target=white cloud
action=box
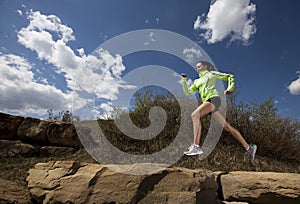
[2,10,134,118]
[24,10,75,42]
[17,10,132,96]
[77,48,85,57]
[144,31,157,46]
[173,72,193,88]
[194,15,202,30]
[99,102,114,119]
[16,10,23,16]
[0,53,84,115]
[194,0,257,45]
[183,48,202,64]
[17,10,79,87]
[145,18,160,25]
[287,72,300,95]
[78,48,135,100]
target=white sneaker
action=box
[245,144,257,162]
[184,144,204,156]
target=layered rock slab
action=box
[0,112,24,140]
[26,161,217,204]
[218,171,300,204]
[0,178,30,204]
[26,162,300,204]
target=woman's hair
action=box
[197,61,216,71]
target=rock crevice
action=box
[132,170,169,203]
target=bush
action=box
[225,96,300,163]
[99,87,300,164]
[99,87,183,154]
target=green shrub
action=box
[225,96,300,163]
[99,87,300,164]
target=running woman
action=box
[181,61,257,162]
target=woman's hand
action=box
[224,90,233,95]
[181,73,187,78]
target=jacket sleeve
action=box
[211,71,235,92]
[182,77,198,96]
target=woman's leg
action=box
[191,102,216,145]
[211,111,249,150]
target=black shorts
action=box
[207,96,221,115]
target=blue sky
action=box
[0,0,299,121]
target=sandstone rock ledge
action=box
[0,178,30,204]
[27,161,217,204]
[26,161,300,204]
[216,171,300,204]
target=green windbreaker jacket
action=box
[181,70,235,102]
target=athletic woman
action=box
[181,61,257,162]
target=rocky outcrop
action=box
[47,122,80,147]
[26,161,300,204]
[0,139,78,158]
[0,112,24,140]
[216,171,300,204]
[0,139,38,158]
[18,117,49,145]
[0,112,80,148]
[26,161,217,204]
[0,178,30,204]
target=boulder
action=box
[0,139,37,158]
[26,161,217,204]
[18,117,49,145]
[219,171,300,204]
[0,112,24,140]
[0,178,30,204]
[27,161,81,203]
[47,122,81,147]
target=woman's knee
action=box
[191,111,200,120]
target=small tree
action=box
[47,109,54,119]
[46,109,76,122]
[62,110,72,122]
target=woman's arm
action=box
[211,71,235,93]
[181,74,198,96]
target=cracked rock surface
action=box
[26,161,300,204]
[26,161,217,204]
[217,171,300,204]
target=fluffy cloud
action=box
[99,102,114,119]
[144,31,157,46]
[287,72,300,95]
[0,53,83,115]
[17,10,131,95]
[2,10,133,118]
[183,48,202,64]
[194,0,257,45]
[21,10,75,43]
[77,48,135,100]
[16,10,23,16]
[17,10,80,89]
